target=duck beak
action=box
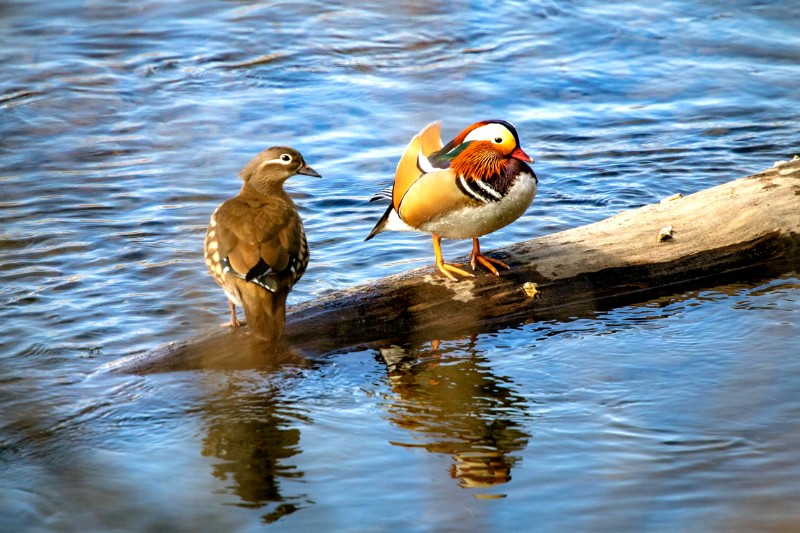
[511,147,534,164]
[298,164,321,177]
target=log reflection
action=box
[199,376,311,523]
[379,339,530,491]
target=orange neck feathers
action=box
[450,142,506,181]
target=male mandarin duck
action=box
[204,146,320,341]
[365,120,537,280]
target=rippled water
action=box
[2,0,799,530]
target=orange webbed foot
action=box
[436,261,475,281]
[432,234,474,281]
[470,253,509,276]
[469,238,509,276]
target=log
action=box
[101,158,800,373]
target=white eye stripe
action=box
[257,156,293,171]
[464,123,512,143]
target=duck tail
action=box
[239,283,288,342]
[365,203,393,241]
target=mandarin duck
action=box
[204,146,319,341]
[365,120,537,280]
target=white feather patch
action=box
[417,150,437,173]
[458,176,490,203]
[473,179,502,200]
[383,208,416,233]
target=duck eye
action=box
[494,137,503,144]
[281,154,292,162]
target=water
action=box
[1,0,799,530]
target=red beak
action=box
[511,146,534,163]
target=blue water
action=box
[1,0,799,530]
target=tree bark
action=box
[102,158,800,373]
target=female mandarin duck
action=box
[365,120,537,280]
[204,146,320,341]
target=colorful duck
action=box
[366,120,537,280]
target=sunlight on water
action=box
[1,0,799,530]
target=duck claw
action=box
[471,254,509,275]
[219,319,247,328]
[436,261,475,281]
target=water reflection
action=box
[199,375,310,523]
[379,339,530,493]
[2,0,799,527]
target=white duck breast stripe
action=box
[457,176,490,203]
[473,179,503,200]
[456,175,503,203]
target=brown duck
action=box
[204,146,320,341]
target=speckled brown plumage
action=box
[204,146,319,341]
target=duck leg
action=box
[469,238,509,276]
[220,300,246,328]
[432,234,474,281]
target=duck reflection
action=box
[199,375,310,523]
[379,338,530,491]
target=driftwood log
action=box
[102,158,800,373]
